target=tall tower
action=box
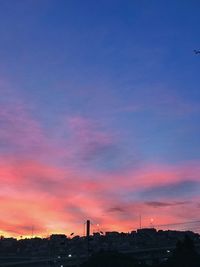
[86,220,90,237]
[86,220,91,258]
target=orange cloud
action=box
[1,154,200,237]
[0,84,200,237]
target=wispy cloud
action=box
[0,81,200,237]
[145,201,190,208]
[1,152,200,236]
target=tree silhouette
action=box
[163,236,200,267]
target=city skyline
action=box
[0,0,200,237]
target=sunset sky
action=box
[0,0,200,237]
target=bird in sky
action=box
[194,49,200,54]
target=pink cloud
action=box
[65,116,119,164]
[0,81,200,237]
[68,116,115,145]
[1,153,200,237]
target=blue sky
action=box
[0,0,200,236]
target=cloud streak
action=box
[0,80,200,237]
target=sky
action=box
[0,0,200,237]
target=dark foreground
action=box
[0,236,200,267]
[82,237,200,267]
